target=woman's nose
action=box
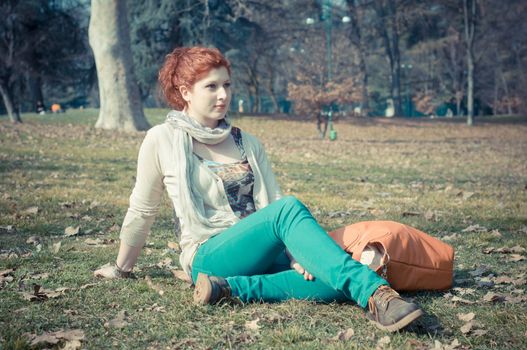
[217,88,226,100]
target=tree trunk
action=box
[374,0,402,116]
[463,0,476,126]
[496,56,512,115]
[28,75,44,112]
[0,81,22,123]
[466,50,474,124]
[346,0,369,116]
[388,0,402,116]
[268,86,280,113]
[88,0,150,132]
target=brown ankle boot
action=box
[366,285,424,332]
[193,273,232,305]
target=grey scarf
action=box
[165,110,237,232]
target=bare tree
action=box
[463,0,477,125]
[88,0,150,131]
[373,0,403,116]
[345,0,369,116]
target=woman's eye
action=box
[206,84,216,89]
[224,83,231,88]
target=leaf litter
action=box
[24,329,85,348]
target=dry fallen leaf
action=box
[79,283,98,290]
[334,327,354,341]
[0,269,15,285]
[488,229,502,237]
[460,321,473,334]
[451,296,475,304]
[472,329,488,336]
[27,329,85,347]
[84,238,115,246]
[167,241,180,251]
[424,210,436,221]
[143,303,166,313]
[461,191,475,200]
[105,310,129,329]
[504,294,527,304]
[21,284,69,301]
[482,292,505,303]
[485,245,526,254]
[30,272,49,280]
[171,269,192,284]
[108,223,120,232]
[22,206,39,215]
[509,254,525,262]
[64,226,80,237]
[245,318,261,331]
[446,339,461,350]
[26,236,40,245]
[442,233,459,241]
[377,335,391,347]
[145,276,164,296]
[0,268,14,277]
[156,257,173,269]
[52,241,62,253]
[62,339,82,350]
[510,245,526,253]
[452,287,476,295]
[457,312,475,322]
[462,224,487,233]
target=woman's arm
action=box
[252,135,282,202]
[95,129,164,278]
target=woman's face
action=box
[181,66,231,128]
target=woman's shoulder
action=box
[139,123,174,152]
[146,122,173,137]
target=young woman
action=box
[95,46,424,332]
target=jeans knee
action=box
[280,195,301,207]
[278,195,308,214]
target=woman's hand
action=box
[94,263,134,279]
[286,250,314,281]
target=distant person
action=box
[36,101,46,115]
[51,103,62,113]
[94,46,424,332]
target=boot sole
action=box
[370,308,424,332]
[193,273,212,305]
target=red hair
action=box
[158,47,231,110]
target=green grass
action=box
[1,111,526,349]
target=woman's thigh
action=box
[191,202,286,282]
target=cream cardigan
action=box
[119,122,282,276]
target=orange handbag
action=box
[328,221,454,291]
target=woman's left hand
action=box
[286,250,314,281]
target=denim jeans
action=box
[191,196,388,308]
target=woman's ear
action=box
[179,85,191,102]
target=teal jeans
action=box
[191,196,388,308]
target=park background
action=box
[2,0,527,128]
[1,1,527,349]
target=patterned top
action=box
[194,127,256,218]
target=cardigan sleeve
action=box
[119,129,164,247]
[252,135,283,202]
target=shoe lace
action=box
[368,285,400,317]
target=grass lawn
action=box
[1,110,526,349]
